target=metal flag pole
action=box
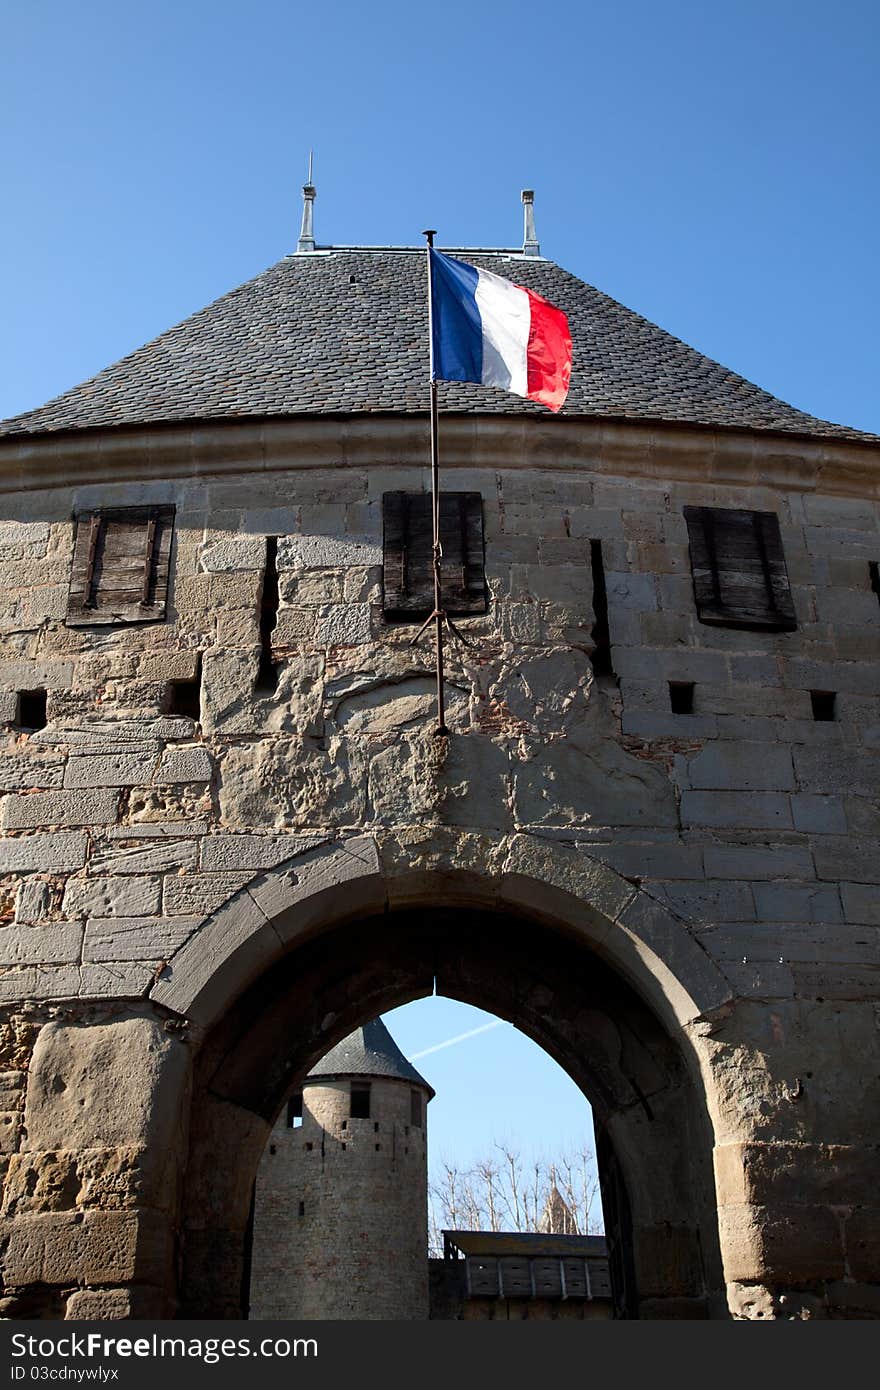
[420,228,448,737]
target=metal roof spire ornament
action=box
[297,152,316,253]
[521,189,540,257]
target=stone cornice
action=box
[0,413,877,499]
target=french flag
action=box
[429,250,572,413]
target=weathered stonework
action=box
[250,1069,430,1320]
[0,355,878,1318]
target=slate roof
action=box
[1,247,875,442]
[306,1016,434,1096]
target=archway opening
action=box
[178,902,724,1319]
[248,998,610,1319]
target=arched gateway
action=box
[1,194,879,1319]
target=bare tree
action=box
[428,1142,603,1255]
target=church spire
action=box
[297,152,316,253]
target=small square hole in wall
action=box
[668,681,695,715]
[298,1201,305,1218]
[164,665,201,720]
[811,690,837,722]
[15,690,47,731]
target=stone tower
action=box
[2,192,880,1319]
[249,1017,434,1320]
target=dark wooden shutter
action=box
[684,506,796,630]
[67,505,175,626]
[382,491,486,619]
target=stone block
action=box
[588,842,705,880]
[803,524,880,556]
[272,607,317,644]
[802,495,877,526]
[0,1109,22,1154]
[64,752,157,789]
[163,873,251,917]
[818,589,880,627]
[718,1201,845,1283]
[0,833,88,873]
[786,656,880,696]
[62,876,162,919]
[200,649,260,733]
[0,923,82,965]
[24,1016,190,1154]
[0,755,66,791]
[277,534,381,570]
[613,647,730,683]
[0,965,81,1003]
[813,837,876,883]
[841,881,880,925]
[684,742,795,791]
[789,795,847,834]
[315,603,372,646]
[794,747,880,797]
[219,736,365,830]
[0,691,17,724]
[78,962,160,996]
[199,536,267,572]
[83,916,201,962]
[523,565,591,604]
[154,745,213,784]
[714,1140,880,1210]
[0,521,50,557]
[200,833,328,872]
[514,738,678,829]
[842,1207,880,1282]
[90,838,199,875]
[107,820,209,838]
[0,659,73,690]
[622,711,719,739]
[1,789,119,830]
[65,1286,168,1319]
[15,879,54,924]
[604,571,657,611]
[1,1208,173,1289]
[751,882,842,924]
[0,1071,25,1107]
[702,846,815,880]
[649,880,756,923]
[680,791,792,830]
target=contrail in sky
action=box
[410,1019,504,1060]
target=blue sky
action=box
[2,2,877,1193]
[2,0,878,432]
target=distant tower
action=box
[249,1017,434,1320]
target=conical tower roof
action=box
[1,248,875,443]
[306,1016,434,1098]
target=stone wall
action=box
[0,415,878,1317]
[250,1077,428,1319]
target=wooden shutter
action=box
[382,491,486,619]
[67,505,175,626]
[683,506,796,630]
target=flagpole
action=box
[422,229,448,738]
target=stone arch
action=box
[151,830,733,1036]
[149,831,735,1318]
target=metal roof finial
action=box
[297,153,316,254]
[521,189,540,257]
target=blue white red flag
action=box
[429,250,572,413]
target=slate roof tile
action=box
[306,1017,433,1096]
[1,249,875,442]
